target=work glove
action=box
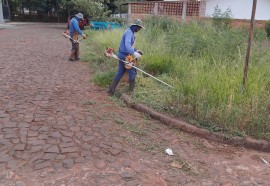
[82,34,87,39]
[137,50,143,55]
[133,51,142,59]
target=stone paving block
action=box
[13,144,26,151]
[27,140,46,146]
[82,135,95,142]
[52,125,66,130]
[120,171,137,181]
[38,134,48,140]
[61,137,72,143]
[3,122,17,128]
[0,139,11,145]
[69,126,80,132]
[50,131,62,138]
[99,143,112,149]
[20,137,27,144]
[45,145,59,153]
[19,130,28,136]
[125,180,141,186]
[94,160,107,170]
[28,131,39,137]
[107,149,121,156]
[56,154,66,160]
[7,159,18,169]
[74,157,85,163]
[66,153,80,158]
[53,162,64,171]
[63,159,74,169]
[47,138,58,144]
[91,147,100,153]
[59,143,76,148]
[0,111,10,119]
[29,152,44,163]
[33,160,52,171]
[24,115,34,122]
[42,153,58,160]
[112,142,123,149]
[4,133,18,139]
[27,137,38,141]
[122,159,132,168]
[60,147,79,153]
[0,156,11,163]
[19,152,33,160]
[60,131,74,137]
[30,146,43,153]
[17,123,30,128]
[11,139,20,143]
[39,126,50,132]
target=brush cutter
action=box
[62,32,91,50]
[61,33,174,88]
[104,48,174,88]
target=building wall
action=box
[205,0,270,20]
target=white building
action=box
[204,0,270,20]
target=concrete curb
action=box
[0,23,15,29]
[121,93,270,152]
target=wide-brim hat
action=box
[130,19,145,29]
[75,13,84,20]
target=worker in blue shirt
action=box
[108,19,144,95]
[69,13,87,61]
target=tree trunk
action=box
[67,6,70,18]
[57,2,59,23]
[21,0,24,15]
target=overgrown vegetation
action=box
[265,20,270,38]
[8,0,120,22]
[83,16,270,141]
[212,5,233,28]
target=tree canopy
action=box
[8,0,122,19]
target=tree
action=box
[74,0,107,18]
[104,0,117,14]
[61,0,75,17]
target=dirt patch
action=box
[121,94,270,152]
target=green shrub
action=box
[264,20,270,38]
[212,5,233,28]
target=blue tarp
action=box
[90,21,122,30]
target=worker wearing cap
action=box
[108,19,145,95]
[69,13,87,61]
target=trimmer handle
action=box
[138,51,143,55]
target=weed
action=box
[84,16,270,141]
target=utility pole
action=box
[0,0,4,23]
[243,0,257,88]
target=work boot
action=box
[75,46,80,60]
[107,79,120,96]
[129,80,135,94]
[69,50,76,61]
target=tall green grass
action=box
[83,16,270,141]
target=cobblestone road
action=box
[0,24,270,186]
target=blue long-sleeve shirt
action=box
[69,17,84,38]
[118,27,137,60]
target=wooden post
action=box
[243,0,257,88]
